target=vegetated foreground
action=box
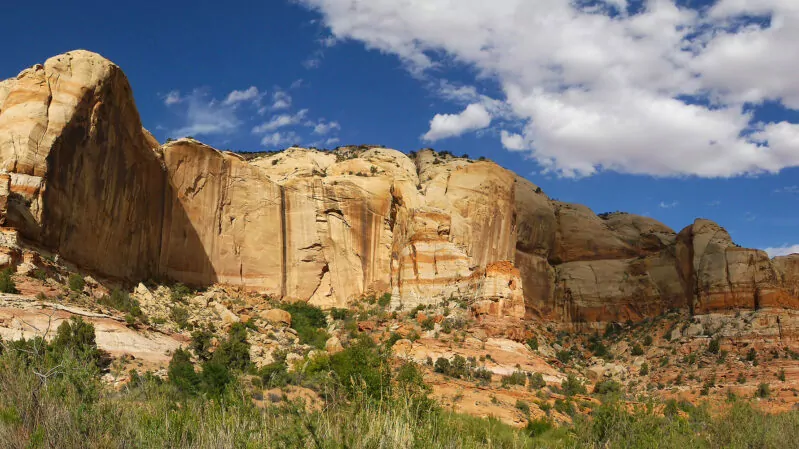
[1,263,799,448]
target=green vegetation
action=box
[0,267,17,294]
[67,273,85,292]
[170,283,192,303]
[99,289,146,324]
[280,302,330,349]
[2,318,799,448]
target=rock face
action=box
[0,51,165,280]
[1,50,798,323]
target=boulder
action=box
[260,309,291,327]
[325,336,343,354]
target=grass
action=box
[4,317,799,448]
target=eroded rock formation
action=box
[1,50,798,323]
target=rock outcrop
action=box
[1,50,798,323]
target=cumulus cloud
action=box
[659,201,679,209]
[764,244,799,258]
[298,0,799,177]
[312,120,341,135]
[171,89,240,137]
[223,86,262,105]
[272,90,292,110]
[163,90,182,106]
[422,103,491,141]
[261,131,301,148]
[252,109,309,133]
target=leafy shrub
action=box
[501,371,527,388]
[631,343,644,356]
[68,274,85,292]
[708,337,721,354]
[168,348,200,394]
[0,268,18,294]
[99,289,145,323]
[213,323,251,371]
[561,374,587,397]
[281,302,329,349]
[756,383,770,398]
[529,372,546,389]
[526,418,554,437]
[594,380,622,395]
[170,283,192,303]
[189,329,214,362]
[201,360,233,396]
[330,307,351,321]
[556,349,573,364]
[51,316,100,363]
[746,348,757,362]
[259,361,289,388]
[328,336,391,399]
[642,335,653,346]
[527,337,539,351]
[377,293,391,307]
[515,399,531,414]
[639,363,649,376]
[170,306,190,329]
[421,318,435,331]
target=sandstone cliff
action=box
[1,50,797,323]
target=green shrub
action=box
[642,335,653,346]
[329,336,390,399]
[756,382,770,398]
[281,302,329,349]
[330,307,351,321]
[561,374,587,397]
[213,323,251,371]
[68,274,85,292]
[639,363,649,376]
[377,293,391,308]
[201,360,233,396]
[529,372,546,389]
[0,268,18,294]
[259,361,289,388]
[515,399,531,415]
[189,329,214,362]
[746,348,757,362]
[708,337,721,354]
[631,343,644,356]
[170,283,192,303]
[594,380,622,395]
[527,336,538,351]
[526,418,554,437]
[501,371,527,388]
[421,318,435,331]
[170,306,190,329]
[99,289,145,323]
[168,348,200,394]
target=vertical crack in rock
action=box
[280,184,287,299]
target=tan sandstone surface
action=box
[1,50,798,324]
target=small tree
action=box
[68,274,85,292]
[168,348,200,394]
[0,268,17,294]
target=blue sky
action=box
[3,0,799,255]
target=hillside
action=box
[1,50,799,447]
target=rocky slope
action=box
[1,50,798,324]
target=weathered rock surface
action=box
[0,51,165,280]
[1,50,798,323]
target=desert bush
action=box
[68,274,85,292]
[0,268,18,294]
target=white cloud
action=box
[164,90,182,106]
[298,0,799,177]
[223,86,262,105]
[312,120,341,135]
[261,131,300,148]
[764,244,799,258]
[272,90,292,110]
[252,109,309,133]
[775,185,799,194]
[325,137,340,146]
[422,103,491,141]
[500,130,526,151]
[171,89,240,137]
[659,201,679,209]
